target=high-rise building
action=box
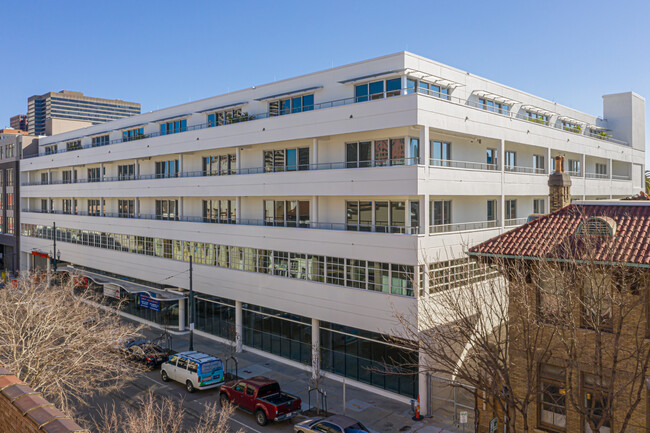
[27,90,140,136]
[18,52,645,403]
[9,115,28,132]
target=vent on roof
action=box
[577,216,617,236]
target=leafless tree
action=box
[0,271,144,413]
[97,390,243,433]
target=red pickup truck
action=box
[219,376,302,426]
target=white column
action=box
[178,298,186,332]
[135,160,140,179]
[236,148,241,171]
[311,318,320,380]
[235,301,243,353]
[499,139,505,230]
[546,147,552,174]
[422,194,429,235]
[100,198,105,216]
[236,197,241,224]
[419,126,429,165]
[47,169,51,184]
[609,158,613,199]
[312,196,318,228]
[312,139,318,166]
[178,154,183,176]
[418,350,429,416]
[179,197,184,219]
[99,163,104,181]
[135,198,140,218]
[401,75,408,95]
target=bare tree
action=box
[97,390,243,433]
[0,271,143,413]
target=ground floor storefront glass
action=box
[195,295,235,339]
[242,305,312,365]
[320,322,418,398]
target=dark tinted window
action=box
[257,383,280,397]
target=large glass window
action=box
[505,199,517,220]
[203,154,236,176]
[122,128,145,141]
[118,164,135,180]
[390,201,406,233]
[431,141,451,166]
[346,201,372,231]
[389,138,405,165]
[269,94,315,117]
[207,108,246,126]
[5,168,13,187]
[533,154,545,172]
[118,199,135,218]
[505,151,516,170]
[355,78,401,102]
[487,199,497,222]
[527,111,549,125]
[155,160,179,178]
[264,200,309,227]
[66,140,81,151]
[160,119,187,135]
[87,167,101,183]
[345,141,372,168]
[431,200,451,230]
[91,135,109,147]
[155,199,179,221]
[88,199,102,217]
[583,373,611,433]
[539,364,566,430]
[478,98,509,115]
[263,148,309,172]
[202,199,235,223]
[486,148,498,168]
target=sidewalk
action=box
[139,326,462,433]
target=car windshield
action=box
[257,383,280,397]
[200,360,222,374]
[344,424,369,433]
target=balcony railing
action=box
[429,220,499,234]
[429,159,498,171]
[504,217,528,227]
[27,85,631,160]
[612,174,631,180]
[21,209,421,235]
[504,165,546,174]
[585,173,609,179]
[22,157,420,186]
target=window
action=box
[118,164,135,180]
[346,201,372,231]
[391,264,414,296]
[486,148,498,168]
[533,155,545,172]
[88,167,101,182]
[562,121,581,133]
[487,200,497,222]
[533,199,545,214]
[203,154,236,175]
[355,77,401,102]
[45,146,56,155]
[390,201,406,233]
[91,135,109,147]
[62,199,73,215]
[505,199,517,220]
[568,159,581,175]
[263,200,309,227]
[66,140,81,151]
[538,275,565,319]
[122,127,145,141]
[389,138,405,165]
[431,200,452,230]
[582,275,613,330]
[368,261,390,292]
[539,364,566,430]
[155,199,179,221]
[41,199,47,213]
[6,217,14,235]
[326,257,345,286]
[202,200,236,223]
[155,160,179,178]
[269,94,315,116]
[160,119,187,135]
[478,98,510,115]
[583,373,611,433]
[88,199,102,216]
[595,163,608,176]
[263,148,309,172]
[208,108,247,126]
[5,143,14,158]
[413,80,450,99]
[5,168,13,187]
[345,141,372,168]
[41,173,48,185]
[431,141,451,166]
[6,193,14,211]
[118,199,135,218]
[62,170,77,184]
[504,151,516,170]
[526,111,549,125]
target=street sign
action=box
[489,418,498,433]
[103,283,120,299]
[139,293,161,311]
[459,411,468,424]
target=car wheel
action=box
[219,393,229,408]
[161,370,169,382]
[255,409,268,426]
[186,380,195,393]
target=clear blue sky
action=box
[2,0,648,166]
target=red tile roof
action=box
[468,202,650,266]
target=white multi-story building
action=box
[18,52,645,404]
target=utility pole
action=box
[189,254,194,351]
[52,221,57,272]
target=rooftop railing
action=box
[27,86,631,159]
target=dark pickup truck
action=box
[219,376,301,426]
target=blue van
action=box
[160,351,224,392]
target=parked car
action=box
[123,342,174,368]
[160,351,224,392]
[294,415,375,433]
[219,376,301,426]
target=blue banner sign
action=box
[139,293,161,311]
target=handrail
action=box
[585,173,609,179]
[504,217,527,227]
[612,174,631,180]
[504,165,546,174]
[429,220,499,234]
[21,209,421,235]
[26,86,630,160]
[429,159,498,171]
[21,157,421,186]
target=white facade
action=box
[18,52,645,401]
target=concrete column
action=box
[100,198,105,216]
[499,139,505,230]
[582,153,587,200]
[546,147,552,174]
[135,160,140,179]
[311,318,320,380]
[422,194,430,235]
[99,163,104,181]
[609,158,613,199]
[418,350,429,416]
[236,148,241,171]
[312,139,318,166]
[178,154,183,175]
[312,196,318,228]
[47,170,51,184]
[236,197,241,224]
[178,298,186,331]
[419,126,429,165]
[179,197,184,219]
[235,301,243,353]
[135,198,140,218]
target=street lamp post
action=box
[189,254,195,351]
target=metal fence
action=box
[427,374,477,432]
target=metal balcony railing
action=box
[429,159,498,171]
[612,174,631,180]
[429,220,499,234]
[585,173,609,179]
[504,165,546,174]
[504,217,528,227]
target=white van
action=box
[160,351,224,392]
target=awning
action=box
[557,115,586,125]
[521,105,556,117]
[59,266,186,300]
[473,90,519,106]
[405,69,465,89]
[118,122,150,131]
[338,69,405,84]
[154,113,192,123]
[255,86,323,101]
[196,102,247,113]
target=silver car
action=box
[294,415,375,433]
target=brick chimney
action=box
[548,155,572,212]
